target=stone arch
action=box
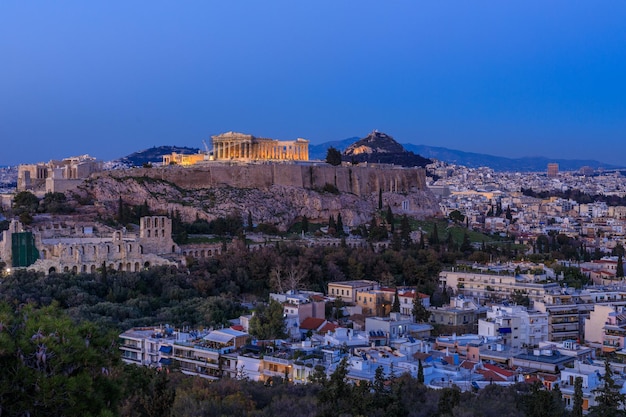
[81,265,87,273]
[134,262,140,272]
[118,263,123,271]
[64,266,69,273]
[200,250,205,258]
[126,262,131,271]
[172,245,176,253]
[90,265,96,273]
[147,230,151,238]
[208,249,212,256]
[49,267,56,274]
[139,245,143,254]
[144,262,150,268]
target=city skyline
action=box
[2,1,626,166]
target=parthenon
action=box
[211,132,309,161]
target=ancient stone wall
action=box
[97,163,428,197]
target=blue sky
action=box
[1,1,626,166]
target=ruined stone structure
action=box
[162,152,207,166]
[211,132,309,161]
[17,154,103,194]
[0,216,180,275]
[102,163,428,197]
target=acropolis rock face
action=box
[78,163,439,228]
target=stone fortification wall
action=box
[83,163,438,229]
[97,163,427,196]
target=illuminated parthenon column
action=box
[211,132,309,162]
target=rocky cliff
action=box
[78,163,439,228]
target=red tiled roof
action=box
[538,373,559,382]
[318,322,339,334]
[475,369,507,382]
[413,352,431,361]
[460,360,478,370]
[230,325,244,331]
[300,317,326,330]
[524,375,541,384]
[483,363,516,378]
[442,356,455,365]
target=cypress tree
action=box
[417,359,424,384]
[391,287,401,313]
[400,215,412,249]
[336,213,344,236]
[588,358,626,417]
[460,232,472,253]
[572,377,584,417]
[429,223,440,245]
[617,255,624,279]
[329,215,336,235]
[386,205,394,232]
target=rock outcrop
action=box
[76,163,439,229]
[343,131,431,168]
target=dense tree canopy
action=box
[0,302,122,416]
[249,299,287,340]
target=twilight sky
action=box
[1,1,626,166]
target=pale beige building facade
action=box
[18,154,103,194]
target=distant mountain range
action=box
[115,138,619,173]
[310,138,620,172]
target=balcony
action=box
[262,368,290,379]
[119,343,142,352]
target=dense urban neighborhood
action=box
[3,142,626,416]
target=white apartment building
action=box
[119,326,248,380]
[478,304,548,349]
[440,270,560,303]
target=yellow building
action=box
[162,152,206,166]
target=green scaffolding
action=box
[11,232,39,267]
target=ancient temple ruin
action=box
[211,132,309,161]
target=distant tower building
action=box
[547,163,559,178]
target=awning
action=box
[159,346,172,354]
[159,358,172,365]
[498,327,512,334]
